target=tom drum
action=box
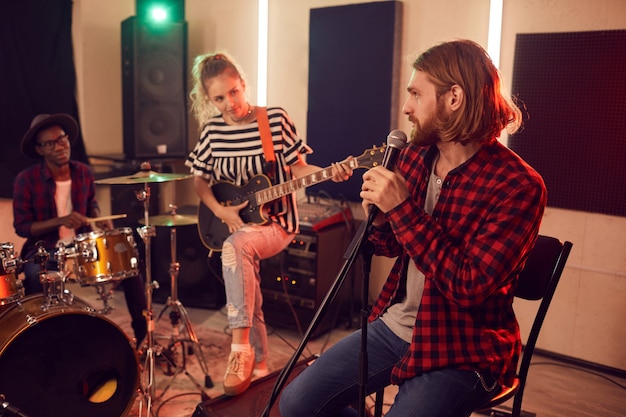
[71,227,139,285]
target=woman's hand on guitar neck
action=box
[331,156,354,182]
[217,200,249,233]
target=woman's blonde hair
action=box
[189,52,248,127]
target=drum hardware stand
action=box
[35,242,74,311]
[91,281,122,315]
[60,244,121,315]
[134,172,159,417]
[93,162,201,415]
[133,163,211,417]
[155,204,213,395]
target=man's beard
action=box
[410,113,439,147]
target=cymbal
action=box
[95,170,192,185]
[139,214,198,227]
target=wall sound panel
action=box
[306,1,402,202]
[121,16,188,159]
[509,30,626,217]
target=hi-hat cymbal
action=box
[95,170,192,185]
[139,214,198,227]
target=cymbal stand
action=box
[155,204,213,399]
[134,164,210,416]
[135,176,159,417]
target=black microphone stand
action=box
[356,226,375,417]
[261,218,376,417]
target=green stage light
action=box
[148,5,169,22]
[136,0,184,23]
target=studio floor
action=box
[2,277,625,417]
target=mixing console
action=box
[297,201,352,231]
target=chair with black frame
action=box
[372,234,573,417]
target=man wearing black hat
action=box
[12,113,147,347]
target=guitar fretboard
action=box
[255,158,364,205]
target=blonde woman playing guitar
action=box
[185,52,354,397]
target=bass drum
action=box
[0,295,138,417]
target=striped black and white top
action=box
[185,106,312,234]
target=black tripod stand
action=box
[152,204,214,398]
[261,220,375,417]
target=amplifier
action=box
[260,221,358,337]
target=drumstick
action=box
[86,214,128,223]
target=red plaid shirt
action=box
[369,138,547,387]
[13,160,99,259]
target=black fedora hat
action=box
[20,113,79,159]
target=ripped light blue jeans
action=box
[221,222,294,363]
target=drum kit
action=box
[0,162,212,417]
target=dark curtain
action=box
[0,0,88,199]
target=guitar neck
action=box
[255,158,361,205]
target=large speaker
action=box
[260,223,357,338]
[121,16,188,159]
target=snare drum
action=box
[0,294,138,417]
[72,227,139,285]
[0,242,22,305]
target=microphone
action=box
[366,129,408,226]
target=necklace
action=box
[231,103,253,123]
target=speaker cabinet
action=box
[260,223,357,338]
[121,16,188,159]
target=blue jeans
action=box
[221,222,294,363]
[279,319,500,417]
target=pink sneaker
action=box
[223,349,254,396]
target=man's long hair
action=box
[414,39,522,144]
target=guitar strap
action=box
[256,106,276,183]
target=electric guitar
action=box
[197,145,386,251]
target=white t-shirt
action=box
[55,179,75,245]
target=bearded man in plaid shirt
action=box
[280,39,547,417]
